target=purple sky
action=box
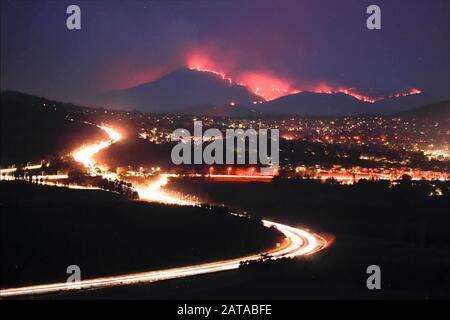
[1,0,449,105]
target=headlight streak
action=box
[72,124,122,174]
[0,221,327,297]
[134,175,197,206]
[0,123,329,298]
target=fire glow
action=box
[187,55,422,103]
[72,124,122,174]
[237,72,300,101]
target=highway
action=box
[0,124,328,298]
[0,220,326,297]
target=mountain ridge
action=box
[395,100,449,122]
[96,68,260,112]
[94,67,437,116]
[2,90,447,120]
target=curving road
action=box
[0,125,328,298]
[0,220,327,298]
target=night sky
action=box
[1,0,449,105]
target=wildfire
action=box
[187,62,298,101]
[186,54,422,103]
[388,88,422,98]
[313,86,422,103]
[237,72,299,101]
[189,65,234,86]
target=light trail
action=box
[0,122,329,298]
[208,174,274,180]
[72,124,193,206]
[0,220,327,298]
[135,175,197,206]
[0,164,43,174]
[72,124,122,175]
[34,174,69,180]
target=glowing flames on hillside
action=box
[189,65,234,86]
[187,54,422,103]
[237,72,300,101]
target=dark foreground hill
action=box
[0,181,281,288]
[0,91,104,166]
[152,178,450,299]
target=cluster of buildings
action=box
[294,165,449,184]
[71,108,449,184]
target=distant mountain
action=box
[96,68,260,112]
[368,93,438,115]
[251,91,438,116]
[254,92,365,116]
[395,100,449,122]
[95,67,439,116]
